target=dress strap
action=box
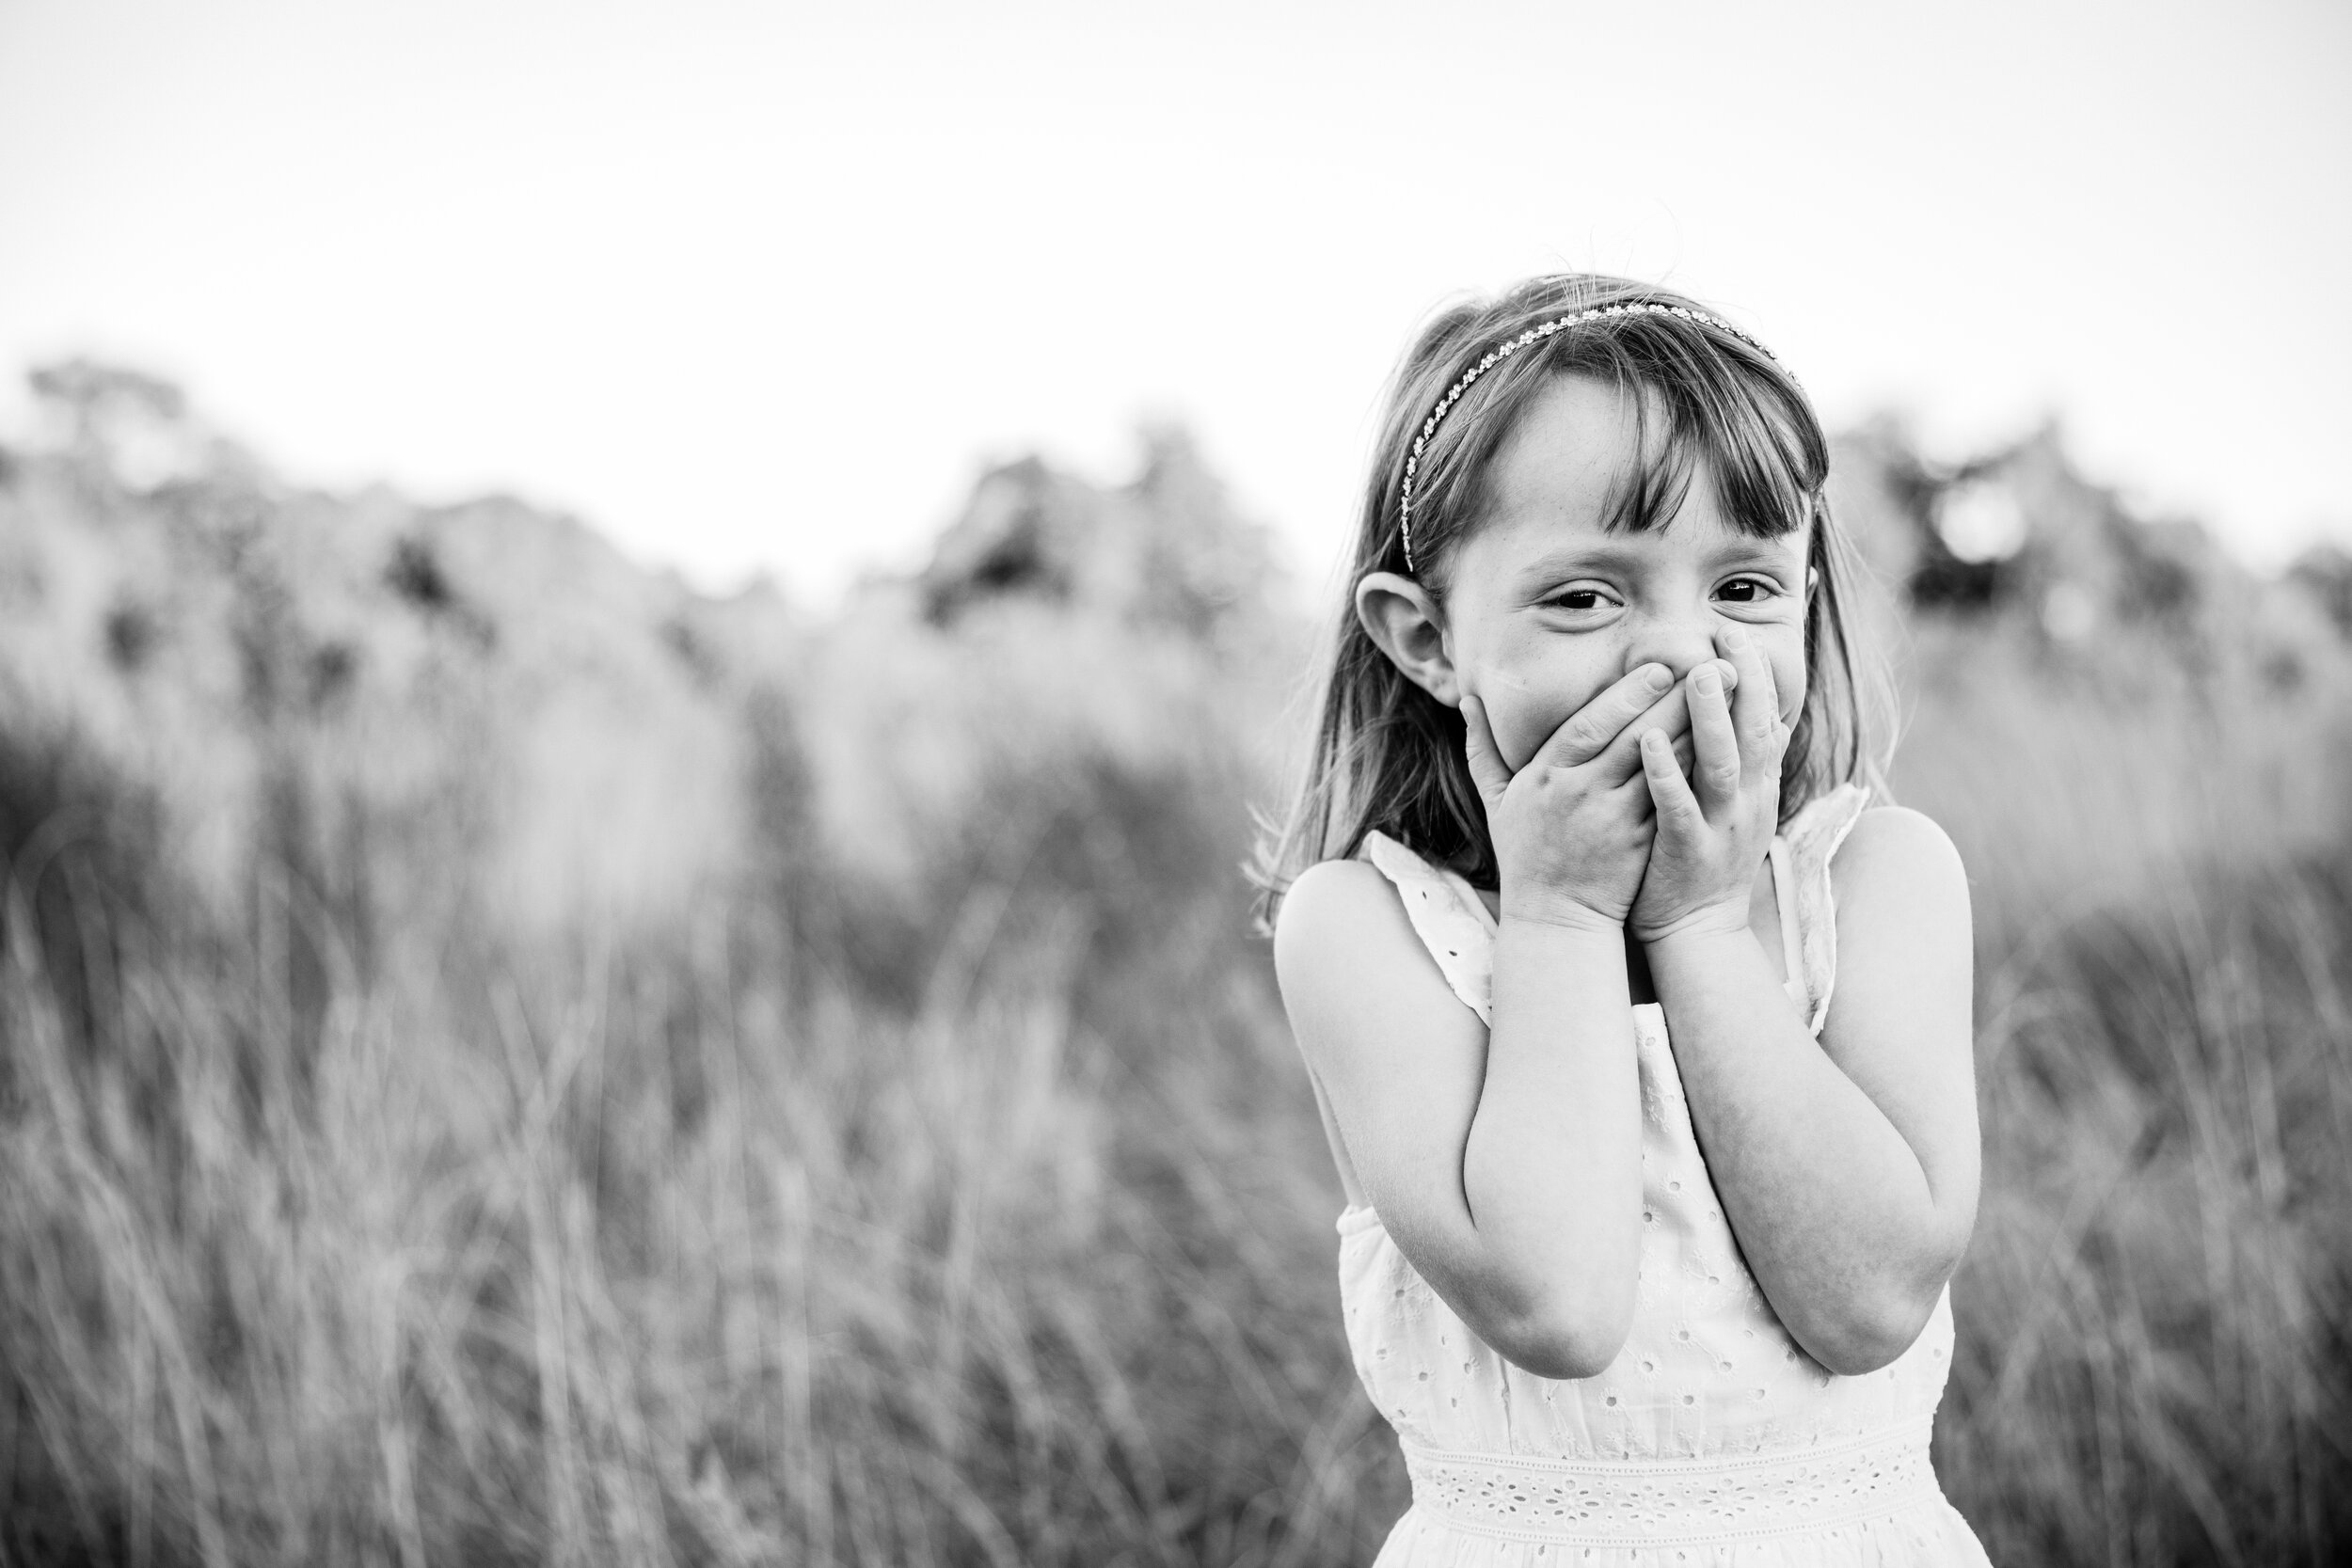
[1361,789,1867,1037]
[1766,836,1808,1005]
[1775,783,1872,1036]
[1360,831,1494,1025]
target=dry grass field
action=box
[3,383,2349,1566]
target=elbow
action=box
[1479,1288,1635,1382]
[1497,1329,1623,1383]
[1796,1285,1942,1377]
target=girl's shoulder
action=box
[1274,853,1389,921]
[1828,804,1967,908]
[1272,853,1414,972]
[1272,848,1475,1013]
[1820,804,1973,1007]
[1273,849,1497,1095]
[1777,783,1963,905]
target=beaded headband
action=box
[1396,301,1786,572]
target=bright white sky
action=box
[3,0,2347,603]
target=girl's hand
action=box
[1463,664,1703,932]
[1629,627,1789,942]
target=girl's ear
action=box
[1356,572,1463,706]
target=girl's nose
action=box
[1624,624,1723,685]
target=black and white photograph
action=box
[1,3,2347,1564]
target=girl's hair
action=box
[1252,273,1894,927]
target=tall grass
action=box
[4,626,2350,1566]
[1897,626,2352,1564]
[1941,850,2352,1562]
[0,724,1393,1567]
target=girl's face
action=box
[1435,374,1811,771]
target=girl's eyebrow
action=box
[1512,543,1654,584]
[1515,537,1802,586]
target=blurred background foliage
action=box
[2,360,2350,1566]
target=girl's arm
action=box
[1633,636,1980,1375]
[1274,668,1681,1379]
[1645,808,1978,1373]
[1278,865,1643,1379]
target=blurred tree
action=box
[26,358,211,491]
[2288,544,2352,641]
[917,423,1283,648]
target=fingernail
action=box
[1642,663,1673,692]
[1692,668,1721,695]
[1641,728,1665,750]
[1723,627,1749,650]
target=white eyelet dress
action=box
[1342,784,1992,1565]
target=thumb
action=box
[1460,694,1513,807]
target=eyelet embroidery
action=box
[1401,1422,1941,1544]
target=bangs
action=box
[1595,334,1822,541]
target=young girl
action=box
[1263,274,1992,1564]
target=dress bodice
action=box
[1335,785,1992,1563]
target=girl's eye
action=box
[1716,577,1780,605]
[1549,587,1615,611]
